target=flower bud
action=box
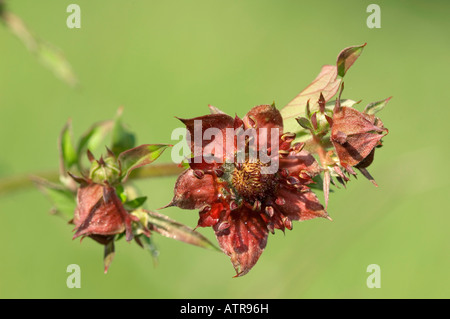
[89,153,121,185]
[72,182,133,242]
[331,106,388,168]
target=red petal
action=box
[243,105,283,151]
[214,207,268,277]
[170,169,218,210]
[197,203,225,228]
[276,186,329,221]
[178,113,234,163]
[279,150,321,179]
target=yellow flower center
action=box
[231,159,277,200]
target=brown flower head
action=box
[330,102,388,185]
[168,105,330,276]
[70,151,134,243]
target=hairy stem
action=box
[306,132,330,169]
[0,162,184,196]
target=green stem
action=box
[0,163,184,196]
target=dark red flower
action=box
[72,181,134,242]
[169,105,330,276]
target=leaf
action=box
[76,120,114,169]
[136,235,159,267]
[142,209,220,251]
[58,119,77,176]
[103,240,115,274]
[364,96,392,115]
[111,107,136,155]
[118,144,171,182]
[281,44,366,134]
[32,176,76,220]
[123,196,147,210]
[296,117,313,130]
[337,43,367,78]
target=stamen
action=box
[275,197,285,206]
[265,206,275,217]
[252,200,262,211]
[193,170,205,179]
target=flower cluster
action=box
[36,110,218,273]
[37,44,391,277]
[167,44,391,276]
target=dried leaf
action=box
[142,209,220,251]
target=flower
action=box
[330,104,388,185]
[69,151,135,243]
[168,105,330,276]
[72,182,134,241]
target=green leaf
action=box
[118,144,171,182]
[123,196,147,210]
[337,43,367,78]
[58,119,77,175]
[141,209,220,251]
[364,96,392,115]
[281,44,366,134]
[111,184,127,204]
[296,117,313,130]
[32,176,76,220]
[111,107,136,156]
[76,120,114,169]
[137,235,159,267]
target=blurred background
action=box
[0,0,449,298]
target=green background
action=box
[0,0,449,298]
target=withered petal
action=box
[197,203,225,228]
[178,113,235,162]
[276,186,329,221]
[243,105,283,151]
[243,105,283,131]
[73,184,128,239]
[214,207,268,277]
[279,150,321,179]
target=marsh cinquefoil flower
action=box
[168,105,330,276]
